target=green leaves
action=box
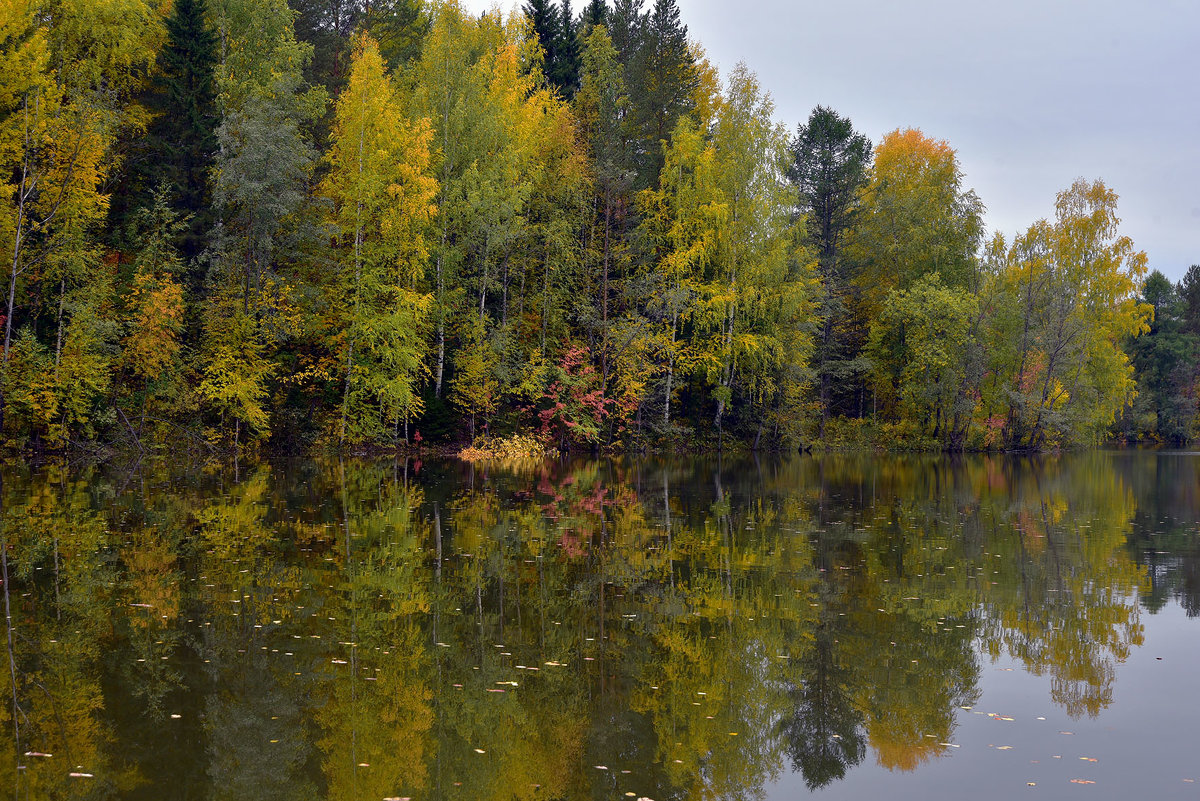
[868,273,979,441]
[325,34,437,444]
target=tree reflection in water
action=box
[0,451,1193,799]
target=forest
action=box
[1,0,1196,454]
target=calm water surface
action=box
[2,452,1198,799]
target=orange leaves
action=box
[871,128,958,187]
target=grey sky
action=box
[462,0,1198,281]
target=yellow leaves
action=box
[198,298,276,438]
[687,42,722,133]
[854,127,983,298]
[123,267,184,383]
[871,128,957,186]
[458,433,557,462]
[325,33,437,284]
[449,316,499,421]
[987,178,1152,445]
[2,334,58,435]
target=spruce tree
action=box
[550,0,581,97]
[790,107,871,274]
[634,0,694,187]
[523,0,561,78]
[580,0,607,33]
[146,0,219,263]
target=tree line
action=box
[0,0,1193,454]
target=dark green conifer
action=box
[634,0,694,186]
[550,0,581,97]
[524,0,561,77]
[607,0,644,73]
[580,0,607,33]
[147,0,219,263]
[789,106,873,428]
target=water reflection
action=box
[0,452,1195,799]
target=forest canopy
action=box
[0,0,1193,454]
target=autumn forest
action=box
[2,0,1197,455]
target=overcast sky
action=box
[460,0,1198,281]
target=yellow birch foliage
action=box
[323,33,437,441]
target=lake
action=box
[1,451,1198,799]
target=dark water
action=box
[2,451,1199,800]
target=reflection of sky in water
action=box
[775,603,1200,799]
[2,452,1198,799]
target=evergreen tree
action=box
[523,0,561,77]
[1125,271,1200,443]
[550,0,581,97]
[143,0,219,264]
[607,0,644,74]
[790,106,872,427]
[1181,264,1200,334]
[633,0,695,187]
[580,0,607,33]
[290,0,358,94]
[365,0,429,69]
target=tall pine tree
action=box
[790,106,872,427]
[144,0,219,264]
[608,0,644,75]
